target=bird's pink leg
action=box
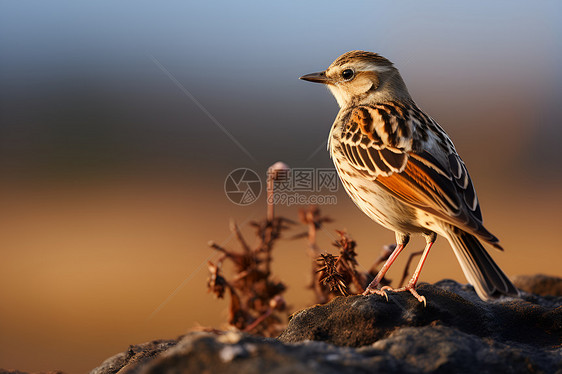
[363,243,405,299]
[382,239,434,306]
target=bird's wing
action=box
[338,104,500,247]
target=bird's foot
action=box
[381,284,426,307]
[362,287,389,302]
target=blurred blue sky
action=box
[2,1,560,79]
[1,0,561,176]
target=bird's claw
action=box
[405,285,427,307]
[373,284,427,307]
[362,287,389,302]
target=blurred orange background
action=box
[1,1,561,373]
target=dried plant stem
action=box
[230,219,251,253]
[266,161,289,223]
[263,222,273,277]
[399,249,424,287]
[306,210,319,287]
[298,206,332,303]
[369,244,395,275]
[207,165,292,336]
[243,307,273,333]
[267,176,275,223]
[335,256,365,293]
[264,162,290,276]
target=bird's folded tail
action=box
[445,227,519,300]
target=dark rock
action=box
[370,325,559,374]
[512,274,562,297]
[88,276,561,374]
[142,331,410,374]
[90,339,177,374]
[278,280,561,348]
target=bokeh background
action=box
[1,1,561,372]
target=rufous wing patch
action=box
[375,155,496,242]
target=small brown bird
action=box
[300,51,518,303]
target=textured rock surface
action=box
[278,280,561,348]
[89,340,177,374]
[5,276,561,374]
[84,277,561,374]
[94,324,561,374]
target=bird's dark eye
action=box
[341,69,354,81]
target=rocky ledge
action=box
[4,275,561,374]
[89,275,560,374]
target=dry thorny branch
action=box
[298,206,389,303]
[207,216,292,337]
[314,228,390,302]
[206,164,421,335]
[317,230,367,296]
[207,205,416,334]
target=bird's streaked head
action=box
[300,50,411,108]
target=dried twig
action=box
[206,162,426,334]
[398,249,424,287]
[295,206,333,303]
[230,219,251,253]
[317,253,348,296]
[314,230,368,300]
[267,162,289,222]
[333,230,366,293]
[206,162,293,337]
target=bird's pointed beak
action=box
[299,71,330,84]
